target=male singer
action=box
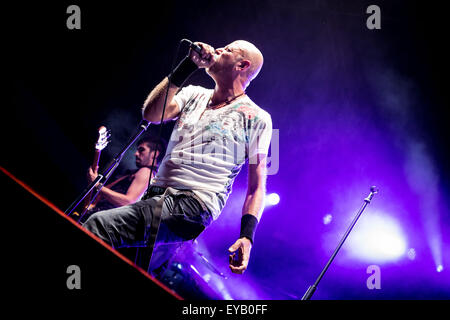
[83,40,272,274]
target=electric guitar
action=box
[74,126,111,217]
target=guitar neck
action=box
[76,126,110,220]
[92,150,101,170]
[80,149,102,217]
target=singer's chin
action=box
[205,63,217,76]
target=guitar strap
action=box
[104,173,132,189]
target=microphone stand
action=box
[65,120,150,219]
[301,186,379,300]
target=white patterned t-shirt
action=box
[152,85,272,220]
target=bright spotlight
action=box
[323,214,333,225]
[266,193,280,206]
[345,212,407,263]
[436,265,444,273]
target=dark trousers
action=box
[82,187,212,271]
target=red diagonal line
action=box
[0,165,183,300]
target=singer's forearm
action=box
[242,186,265,220]
[142,77,180,123]
[242,154,268,221]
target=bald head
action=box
[206,40,264,90]
[233,40,264,86]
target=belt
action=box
[144,186,208,212]
[142,185,167,200]
[148,185,167,194]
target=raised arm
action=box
[142,78,181,123]
[142,41,215,123]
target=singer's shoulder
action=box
[241,95,272,123]
[177,84,212,97]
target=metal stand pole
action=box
[301,186,379,300]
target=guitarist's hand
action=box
[87,166,99,184]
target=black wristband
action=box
[168,56,199,87]
[240,214,259,244]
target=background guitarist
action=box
[80,135,166,223]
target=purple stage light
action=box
[323,214,333,225]
[436,265,444,273]
[266,193,280,206]
[403,142,445,282]
[345,212,407,263]
[407,248,416,261]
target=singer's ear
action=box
[237,59,251,71]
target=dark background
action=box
[3,1,450,300]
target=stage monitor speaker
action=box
[1,166,182,303]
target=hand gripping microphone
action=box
[181,39,203,55]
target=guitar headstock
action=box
[95,126,111,151]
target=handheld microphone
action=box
[190,42,203,55]
[182,39,203,55]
